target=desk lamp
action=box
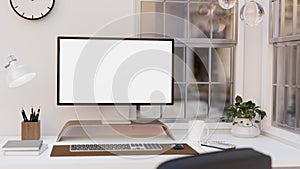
[3,55,36,88]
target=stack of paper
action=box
[2,140,48,156]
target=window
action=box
[137,0,237,121]
[270,0,300,133]
[273,44,300,133]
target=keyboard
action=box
[70,143,163,152]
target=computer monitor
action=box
[57,37,174,106]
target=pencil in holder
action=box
[21,121,40,140]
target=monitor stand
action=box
[101,120,132,125]
[56,119,175,142]
[56,105,174,142]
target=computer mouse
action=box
[173,144,184,150]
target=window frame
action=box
[136,0,237,121]
[264,0,300,148]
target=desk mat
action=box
[50,144,198,157]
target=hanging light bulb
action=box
[240,1,265,26]
[218,0,236,9]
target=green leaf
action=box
[226,106,235,111]
[226,111,233,118]
[254,120,260,123]
[246,101,255,108]
[240,102,247,109]
[226,95,266,122]
[235,96,243,103]
[233,122,238,125]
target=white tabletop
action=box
[208,134,300,168]
[1,131,300,169]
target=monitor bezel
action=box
[57,36,174,106]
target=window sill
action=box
[262,127,300,149]
[167,122,300,149]
[165,121,232,134]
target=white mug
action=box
[188,120,209,141]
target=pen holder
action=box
[21,121,40,140]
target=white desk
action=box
[1,131,300,169]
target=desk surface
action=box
[1,131,300,169]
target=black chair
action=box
[157,148,271,169]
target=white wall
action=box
[235,0,273,127]
[0,0,134,136]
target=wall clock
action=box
[10,0,55,20]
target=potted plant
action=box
[226,95,267,137]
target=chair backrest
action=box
[157,148,272,169]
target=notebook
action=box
[2,140,43,151]
[3,144,48,156]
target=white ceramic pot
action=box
[231,118,260,138]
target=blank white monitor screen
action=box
[57,37,174,105]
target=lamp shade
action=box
[7,64,36,88]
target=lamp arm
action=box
[1,55,17,71]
